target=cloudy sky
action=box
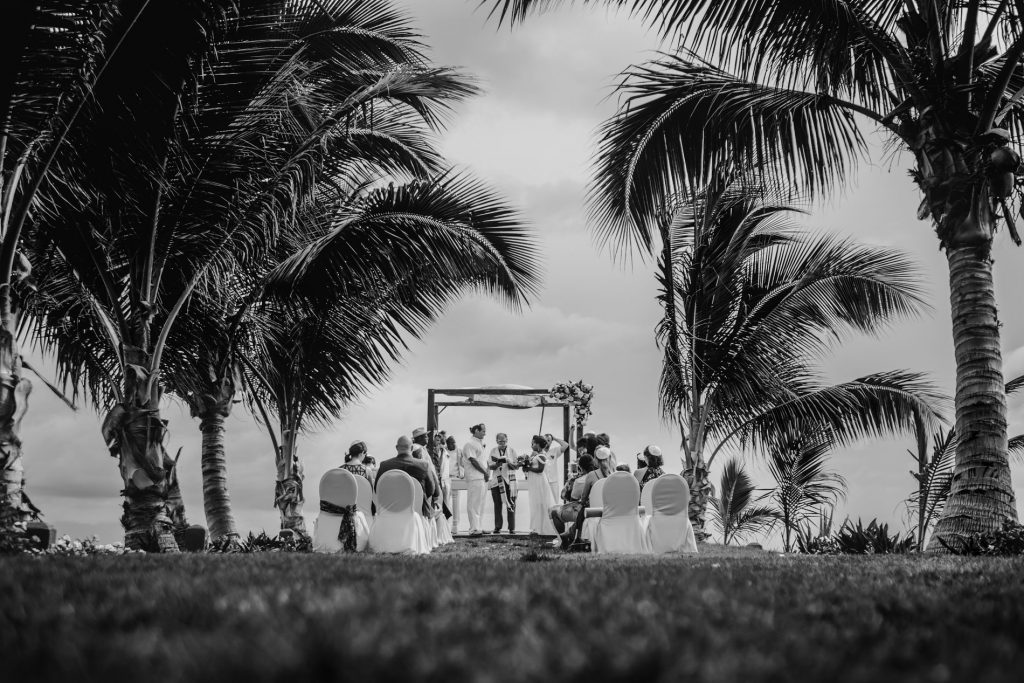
[21,0,1024,543]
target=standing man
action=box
[545,432,569,504]
[445,435,464,534]
[488,433,518,534]
[463,423,489,537]
[411,427,441,517]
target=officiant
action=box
[487,432,518,534]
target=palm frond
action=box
[590,56,867,254]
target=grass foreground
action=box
[2,537,1023,682]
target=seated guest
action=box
[616,463,631,473]
[549,453,598,544]
[580,446,614,505]
[633,445,665,491]
[635,451,648,471]
[341,441,373,484]
[376,435,437,517]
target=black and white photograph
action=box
[2,1,1024,681]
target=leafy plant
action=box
[938,520,1024,557]
[836,518,915,555]
[796,508,838,555]
[208,531,312,554]
[709,458,777,545]
[766,428,847,552]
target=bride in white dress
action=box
[526,435,557,535]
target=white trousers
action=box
[548,481,560,504]
[467,479,487,532]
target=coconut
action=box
[989,147,1020,172]
[991,171,1016,199]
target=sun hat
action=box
[411,427,427,438]
[595,446,611,460]
[645,445,663,457]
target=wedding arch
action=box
[426,386,573,480]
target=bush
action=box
[208,530,312,553]
[836,518,915,555]
[938,520,1024,556]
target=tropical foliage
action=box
[765,427,848,552]
[708,458,776,545]
[647,172,943,536]
[488,0,1024,547]
[7,0,537,549]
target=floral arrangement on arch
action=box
[549,380,594,431]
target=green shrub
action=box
[208,530,312,553]
[836,518,915,554]
[938,520,1024,556]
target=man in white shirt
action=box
[487,433,518,534]
[462,423,490,536]
[544,433,568,503]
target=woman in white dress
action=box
[525,435,557,535]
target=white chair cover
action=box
[643,474,697,554]
[435,511,455,545]
[580,477,607,543]
[312,469,369,553]
[368,471,430,554]
[594,472,648,554]
[355,475,373,517]
[412,484,438,549]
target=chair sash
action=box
[313,469,368,553]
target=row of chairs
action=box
[312,469,454,554]
[580,472,698,554]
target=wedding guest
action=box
[463,424,490,536]
[596,433,618,469]
[616,463,631,473]
[363,453,378,480]
[435,431,453,526]
[526,435,556,535]
[411,427,430,462]
[341,441,373,484]
[410,427,442,515]
[634,445,665,491]
[376,435,436,517]
[580,445,613,506]
[488,432,518,534]
[445,435,463,533]
[544,432,568,503]
[549,453,597,540]
[635,450,648,471]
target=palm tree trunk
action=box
[274,427,306,534]
[0,329,35,526]
[106,346,181,552]
[199,410,239,541]
[929,245,1018,549]
[112,402,180,552]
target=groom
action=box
[487,432,518,534]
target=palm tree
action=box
[26,0,475,551]
[646,172,943,536]
[0,2,132,527]
[158,3,466,543]
[766,427,848,553]
[248,173,539,532]
[489,0,1024,548]
[709,458,777,546]
[907,374,1024,549]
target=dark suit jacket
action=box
[376,454,436,516]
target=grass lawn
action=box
[2,537,1023,682]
